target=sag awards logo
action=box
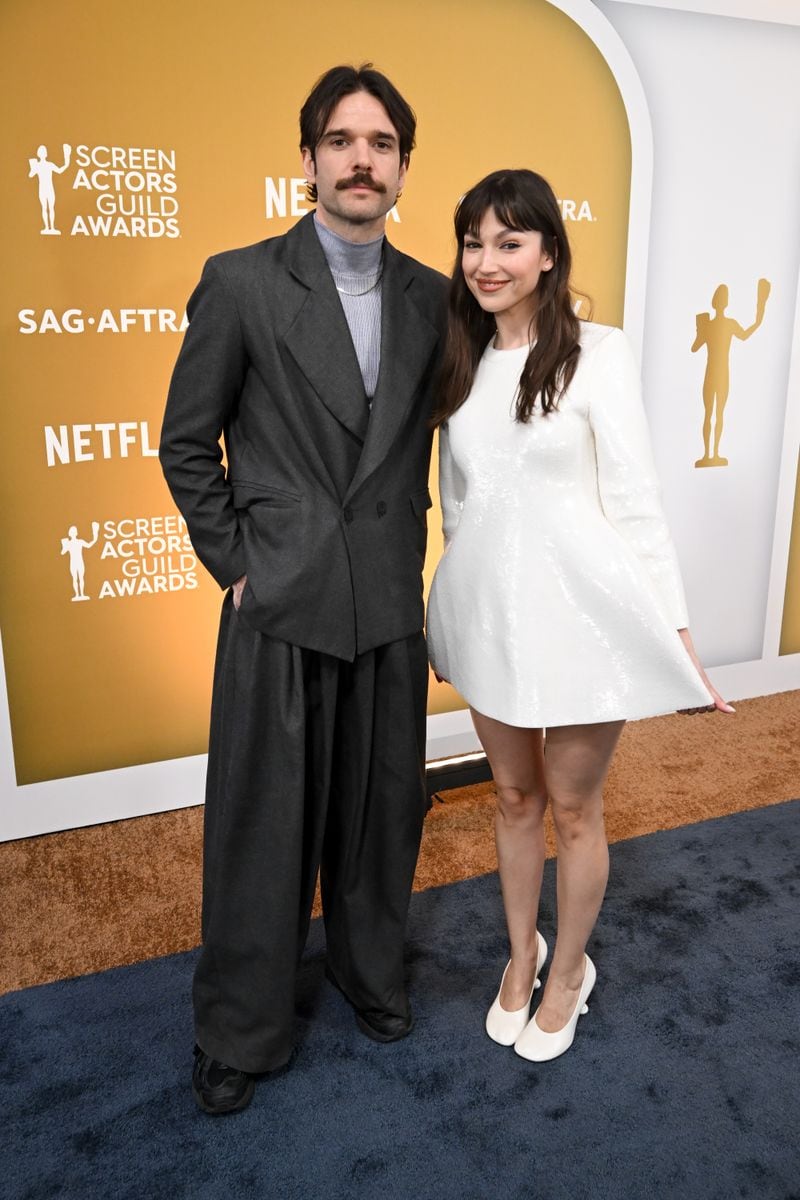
[59,516,198,602]
[28,142,180,239]
[692,277,771,468]
[19,308,187,335]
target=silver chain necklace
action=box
[334,270,382,297]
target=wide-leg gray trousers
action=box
[193,593,429,1073]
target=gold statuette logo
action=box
[61,522,100,601]
[28,144,72,235]
[692,278,770,468]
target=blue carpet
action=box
[4,801,799,1200]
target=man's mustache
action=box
[336,172,386,194]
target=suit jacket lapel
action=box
[345,243,439,502]
[282,215,369,443]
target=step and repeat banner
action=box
[1,0,798,839]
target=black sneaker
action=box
[192,1045,255,1115]
[324,965,414,1043]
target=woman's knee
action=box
[495,782,546,824]
[551,793,603,843]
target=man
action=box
[160,64,447,1115]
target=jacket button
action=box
[343,506,353,524]
[376,500,387,517]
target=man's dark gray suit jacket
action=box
[160,212,448,661]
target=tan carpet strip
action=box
[1,691,798,995]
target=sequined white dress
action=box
[426,323,712,727]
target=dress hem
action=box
[452,684,713,729]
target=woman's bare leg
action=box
[535,720,624,1032]
[470,709,548,1009]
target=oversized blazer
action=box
[160,212,448,660]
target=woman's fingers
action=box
[707,686,736,713]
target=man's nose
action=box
[351,139,373,169]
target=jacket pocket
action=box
[231,480,301,509]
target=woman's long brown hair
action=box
[432,169,582,427]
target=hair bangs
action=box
[456,171,546,241]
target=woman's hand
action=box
[677,628,735,714]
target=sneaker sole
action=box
[192,1076,255,1115]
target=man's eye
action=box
[374,141,391,151]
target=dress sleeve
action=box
[438,424,466,548]
[588,327,689,628]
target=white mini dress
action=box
[426,322,712,727]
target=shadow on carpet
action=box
[3,801,799,1200]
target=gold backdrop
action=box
[0,0,631,784]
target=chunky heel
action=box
[514,954,596,1062]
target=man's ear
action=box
[301,146,315,184]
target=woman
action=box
[427,169,733,1063]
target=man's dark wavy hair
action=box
[299,63,416,203]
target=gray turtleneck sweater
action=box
[314,214,383,400]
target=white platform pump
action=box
[514,953,596,1062]
[485,931,548,1046]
